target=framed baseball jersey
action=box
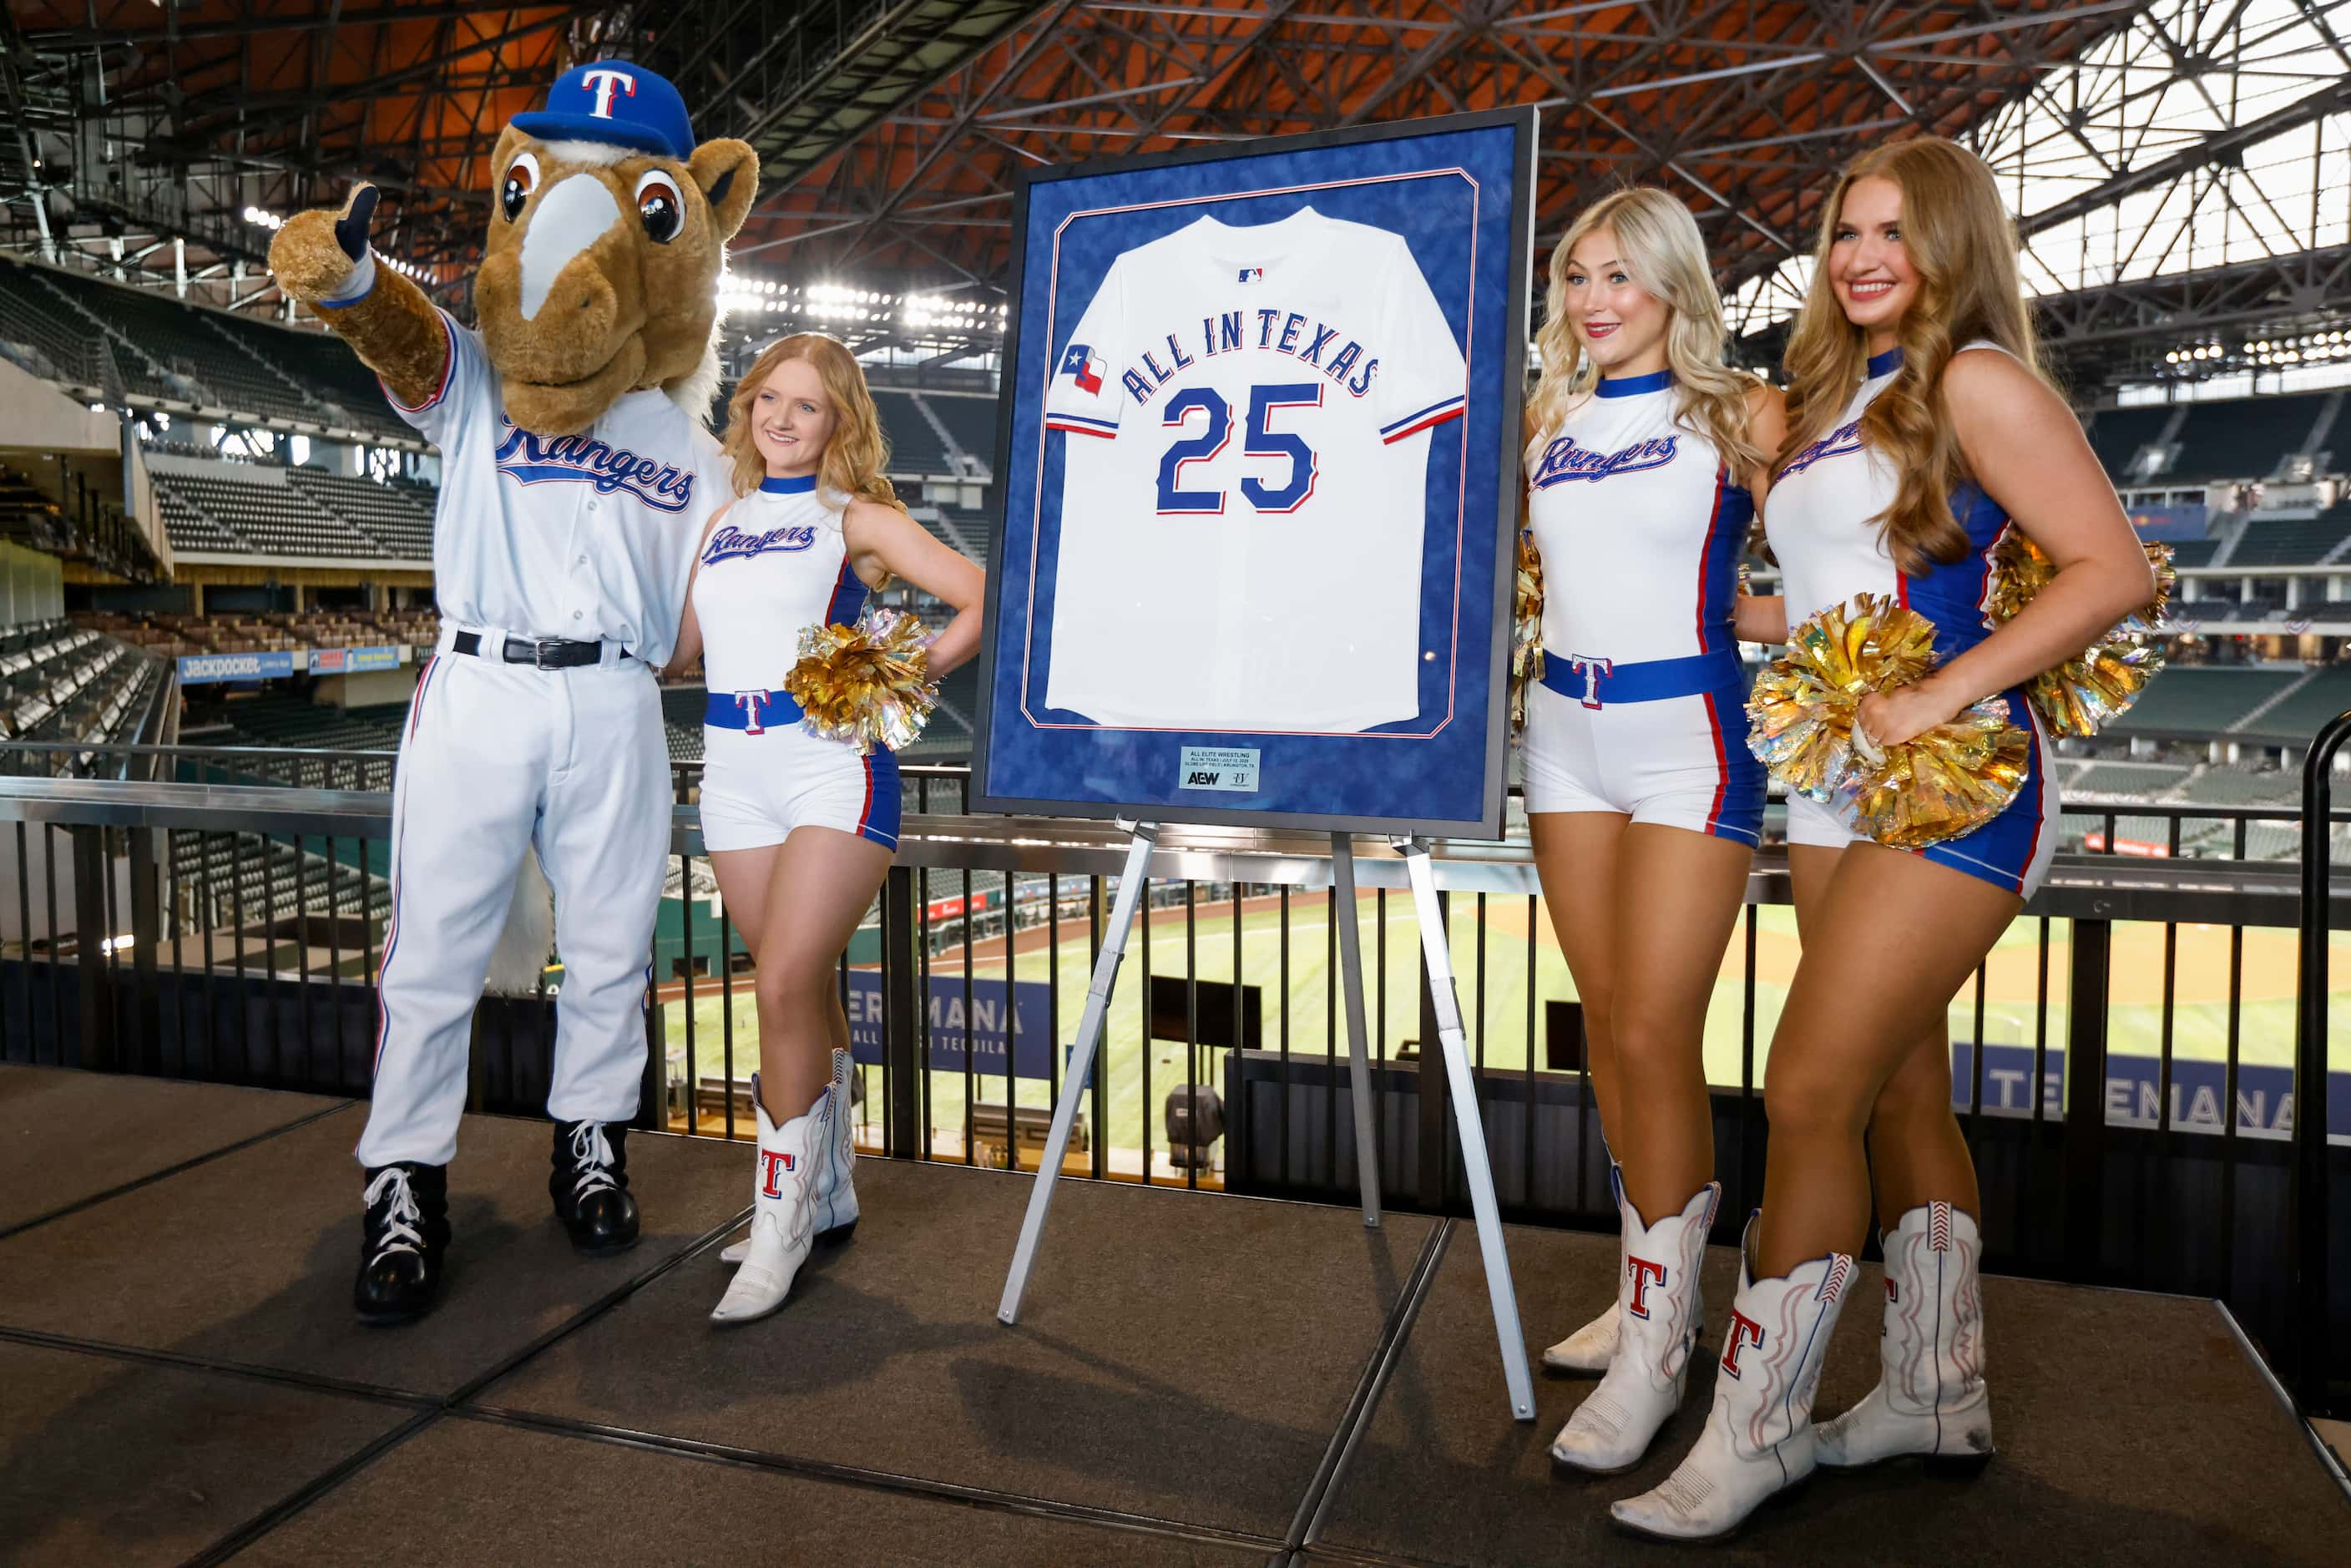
[971,108,1534,837]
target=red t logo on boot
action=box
[1721,1309,1765,1378]
[760,1149,797,1198]
[1625,1257,1668,1319]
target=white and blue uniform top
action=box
[1762,341,2055,897]
[691,473,869,714]
[690,472,901,853]
[1518,368,1763,844]
[1525,367,1752,670]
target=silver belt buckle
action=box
[531,640,565,670]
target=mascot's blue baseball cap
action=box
[512,62,695,161]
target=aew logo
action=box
[1780,418,1864,476]
[1059,341,1105,395]
[759,1148,798,1199]
[1530,433,1678,489]
[495,422,695,512]
[703,524,819,564]
[1186,770,1221,786]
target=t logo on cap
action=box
[581,67,636,120]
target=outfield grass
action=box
[661,893,2348,1163]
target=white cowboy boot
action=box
[721,1052,858,1264]
[709,1077,835,1324]
[1817,1201,1993,1474]
[1550,1181,1718,1474]
[1611,1218,1855,1542]
[1543,1157,1626,1374]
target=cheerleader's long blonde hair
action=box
[1777,138,2051,575]
[720,331,908,510]
[1525,187,1762,478]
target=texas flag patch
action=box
[1059,342,1104,395]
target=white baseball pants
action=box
[354,641,671,1168]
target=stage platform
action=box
[3,1064,2344,1565]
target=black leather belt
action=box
[451,630,608,670]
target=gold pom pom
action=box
[1986,533,2174,737]
[1509,528,1545,736]
[1847,695,2033,850]
[1748,594,2030,848]
[781,607,938,755]
[1747,592,1936,804]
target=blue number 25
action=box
[1150,382,1322,514]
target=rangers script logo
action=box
[494,421,696,511]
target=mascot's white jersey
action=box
[1039,205,1467,733]
[1524,368,1747,667]
[690,476,867,699]
[395,309,727,666]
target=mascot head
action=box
[476,63,756,435]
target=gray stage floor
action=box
[2,1064,2343,1566]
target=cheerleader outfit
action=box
[1762,343,2054,898]
[1521,368,1765,845]
[692,473,901,852]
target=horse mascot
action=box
[269,62,756,1323]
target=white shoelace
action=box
[567,1121,620,1201]
[362,1166,425,1262]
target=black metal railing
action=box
[0,741,2343,1419]
[2296,712,2350,1415]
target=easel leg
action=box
[1396,836,1536,1420]
[1330,832,1382,1227]
[999,822,1160,1324]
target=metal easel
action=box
[995,821,1537,1422]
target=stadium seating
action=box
[169,829,390,928]
[2107,665,2301,733]
[84,608,442,660]
[285,469,436,556]
[872,388,955,475]
[936,503,994,567]
[0,626,165,762]
[0,259,103,387]
[2068,763,2190,797]
[150,462,427,559]
[2172,766,2299,805]
[2168,392,2328,483]
[2087,405,2175,481]
[2226,504,2351,568]
[2166,537,2222,568]
[923,392,999,467]
[2234,663,2351,740]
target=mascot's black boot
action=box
[551,1120,640,1256]
[354,1162,450,1326]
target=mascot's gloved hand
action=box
[270,184,379,305]
[269,181,448,410]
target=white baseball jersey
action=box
[392,307,728,665]
[1524,369,1751,666]
[1040,205,1467,731]
[690,477,868,695]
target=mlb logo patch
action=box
[1236,266,1265,284]
[1059,342,1104,395]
